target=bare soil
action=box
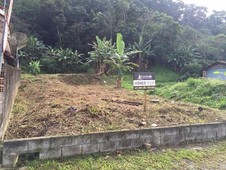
[5,74,226,139]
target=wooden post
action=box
[144,90,147,112]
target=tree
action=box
[50,48,83,73]
[13,0,226,73]
[211,34,226,61]
[88,36,115,75]
[38,0,68,46]
[207,11,226,35]
[19,36,48,67]
[169,44,200,72]
[105,33,139,88]
[143,12,181,64]
[132,35,154,71]
[180,4,208,29]
[179,26,199,44]
[12,0,41,34]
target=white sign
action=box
[133,72,155,90]
[133,80,156,87]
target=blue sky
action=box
[182,0,226,13]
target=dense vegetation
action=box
[11,0,226,75]
[156,78,226,109]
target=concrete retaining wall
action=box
[0,64,20,141]
[3,122,226,167]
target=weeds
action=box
[156,78,226,109]
[12,103,26,114]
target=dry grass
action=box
[5,74,226,139]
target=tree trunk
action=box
[96,58,102,74]
[56,26,62,46]
[138,53,142,71]
[144,59,148,71]
[96,62,99,73]
[116,75,123,88]
[99,59,102,74]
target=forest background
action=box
[10,0,226,75]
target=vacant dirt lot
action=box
[5,74,226,139]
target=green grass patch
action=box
[21,74,37,81]
[21,142,226,170]
[151,66,180,87]
[156,78,226,109]
[122,73,133,90]
[12,102,27,115]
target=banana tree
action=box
[88,36,115,75]
[105,33,139,88]
[133,35,153,71]
[20,36,48,66]
[51,48,83,73]
[168,44,200,72]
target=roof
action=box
[203,61,226,70]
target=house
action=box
[203,61,226,80]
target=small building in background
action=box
[203,61,226,80]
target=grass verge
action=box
[20,141,226,170]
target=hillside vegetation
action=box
[12,0,226,76]
[157,78,226,110]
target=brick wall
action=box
[0,64,21,141]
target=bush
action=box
[40,57,61,73]
[28,61,41,75]
[182,63,202,77]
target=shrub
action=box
[182,63,202,77]
[40,57,60,73]
[28,61,41,75]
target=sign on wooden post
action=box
[133,72,156,112]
